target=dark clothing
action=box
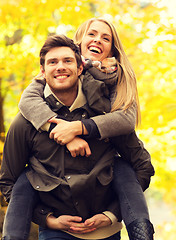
[38,227,121,240]
[0,94,119,226]
[0,89,154,227]
[113,158,150,226]
[2,159,150,240]
[0,73,154,237]
[2,171,39,240]
[111,132,154,191]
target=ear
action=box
[77,64,83,76]
[40,65,45,77]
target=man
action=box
[0,35,123,240]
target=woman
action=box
[3,18,154,240]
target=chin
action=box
[90,56,101,61]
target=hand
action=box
[66,137,91,157]
[84,213,112,229]
[46,215,83,231]
[46,215,96,233]
[48,118,82,145]
[69,214,111,233]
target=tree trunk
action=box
[0,78,5,142]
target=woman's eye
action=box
[88,32,94,36]
[104,37,110,42]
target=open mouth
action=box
[54,75,68,80]
[89,46,102,54]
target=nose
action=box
[56,61,65,71]
[93,35,101,44]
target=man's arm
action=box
[110,131,155,191]
[0,113,33,202]
[32,202,111,233]
[35,210,116,234]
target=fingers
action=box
[66,137,91,157]
[49,131,66,145]
[84,217,96,226]
[69,227,96,234]
[85,214,111,229]
[48,118,62,124]
[68,216,82,223]
[69,221,96,233]
[85,145,91,157]
[70,147,91,158]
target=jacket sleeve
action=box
[32,202,121,228]
[32,203,53,228]
[82,68,136,139]
[0,113,33,202]
[110,131,155,191]
[18,79,56,130]
[91,102,137,140]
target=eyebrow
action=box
[47,57,56,61]
[64,57,75,60]
[46,56,75,63]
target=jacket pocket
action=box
[97,165,113,186]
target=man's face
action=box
[42,46,83,96]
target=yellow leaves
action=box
[155,221,176,240]
[0,0,176,220]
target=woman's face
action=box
[81,20,113,62]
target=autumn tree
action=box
[0,0,176,238]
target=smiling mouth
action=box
[89,46,102,54]
[54,75,68,80]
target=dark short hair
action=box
[40,34,82,68]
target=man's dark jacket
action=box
[0,80,154,227]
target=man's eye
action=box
[49,61,56,64]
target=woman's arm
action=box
[48,103,136,144]
[82,69,136,139]
[91,102,136,140]
[19,71,136,138]
[18,79,56,130]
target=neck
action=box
[52,86,78,107]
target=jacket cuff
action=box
[81,119,100,139]
[40,122,51,132]
[32,204,53,228]
[103,211,118,225]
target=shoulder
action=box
[10,112,30,127]
[7,112,35,137]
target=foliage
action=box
[0,0,176,238]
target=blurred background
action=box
[0,0,176,239]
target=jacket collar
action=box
[44,76,87,112]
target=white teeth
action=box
[89,46,101,54]
[55,75,67,79]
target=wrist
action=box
[71,121,88,136]
[79,121,88,135]
[46,214,54,228]
[102,211,117,225]
[46,213,61,230]
[73,121,85,135]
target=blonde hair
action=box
[74,18,140,126]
